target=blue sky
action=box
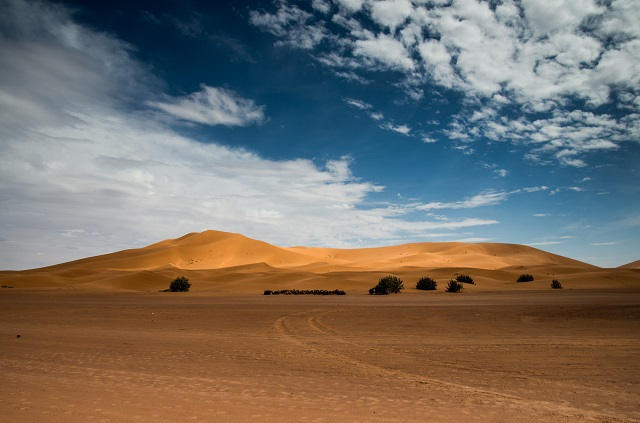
[0,0,638,269]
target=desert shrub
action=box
[264,289,345,295]
[416,277,437,290]
[370,275,404,295]
[445,280,463,293]
[550,279,563,289]
[517,274,534,282]
[455,274,474,284]
[169,276,191,292]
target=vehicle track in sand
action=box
[274,310,636,423]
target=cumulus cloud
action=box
[0,0,498,269]
[148,85,265,126]
[250,0,640,165]
[369,0,413,32]
[249,2,326,49]
[353,33,414,71]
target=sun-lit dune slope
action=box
[36,230,320,272]
[287,242,595,271]
[12,230,596,274]
[619,259,640,269]
[1,230,621,291]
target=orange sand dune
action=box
[620,259,640,269]
[1,229,638,292]
[287,241,594,270]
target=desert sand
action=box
[1,230,639,422]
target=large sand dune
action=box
[1,230,638,292]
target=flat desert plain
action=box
[1,230,640,422]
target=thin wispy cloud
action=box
[528,241,563,246]
[148,85,265,127]
[343,97,371,110]
[416,187,549,211]
[380,122,411,136]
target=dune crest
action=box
[620,260,640,269]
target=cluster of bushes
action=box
[1,284,14,288]
[517,274,535,282]
[371,274,475,294]
[369,275,404,295]
[162,277,191,292]
[264,289,346,295]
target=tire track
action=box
[274,310,636,423]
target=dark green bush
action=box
[370,275,404,295]
[445,280,463,293]
[416,277,437,290]
[550,279,563,289]
[517,274,534,282]
[169,276,191,292]
[455,274,474,284]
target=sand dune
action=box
[620,259,640,269]
[1,229,637,292]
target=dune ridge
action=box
[2,230,638,292]
[620,259,640,269]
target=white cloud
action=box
[521,0,604,35]
[533,213,549,217]
[311,0,331,14]
[343,97,371,109]
[417,191,509,210]
[591,241,618,246]
[353,33,414,71]
[454,237,492,242]
[249,3,326,49]
[380,122,411,135]
[416,186,552,211]
[249,0,640,165]
[369,0,413,32]
[0,0,498,269]
[450,109,629,166]
[148,85,265,126]
[334,0,365,13]
[528,241,563,246]
[494,169,508,177]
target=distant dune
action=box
[620,260,640,269]
[1,230,638,292]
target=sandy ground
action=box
[2,289,639,422]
